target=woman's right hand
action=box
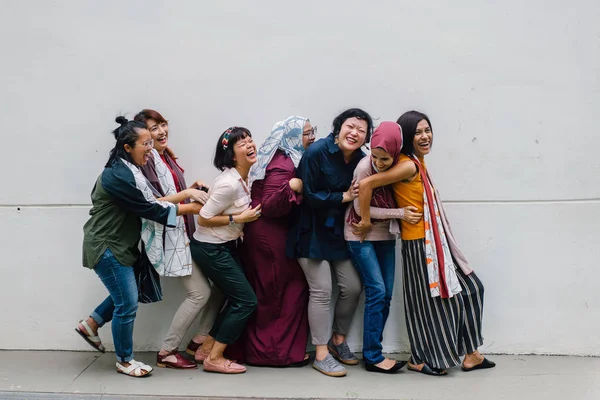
[235,204,262,223]
[289,178,303,193]
[187,188,210,205]
[352,219,373,242]
[188,180,209,191]
[342,178,359,203]
[402,206,423,225]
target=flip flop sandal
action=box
[462,357,496,372]
[116,360,153,377]
[75,320,105,353]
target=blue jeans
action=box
[90,249,138,362]
[347,240,396,364]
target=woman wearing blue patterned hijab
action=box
[231,116,315,366]
[249,116,315,187]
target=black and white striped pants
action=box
[402,238,485,369]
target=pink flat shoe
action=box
[203,358,246,374]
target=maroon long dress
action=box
[230,150,309,366]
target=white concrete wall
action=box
[1,0,598,356]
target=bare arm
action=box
[358,161,417,223]
[177,202,201,216]
[158,188,207,204]
[197,205,261,227]
[157,188,208,215]
[158,189,192,204]
[195,180,263,227]
[198,214,229,227]
[351,159,404,220]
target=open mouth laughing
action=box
[246,147,256,160]
[416,140,431,152]
[156,135,168,146]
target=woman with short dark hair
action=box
[287,108,373,377]
[189,126,262,374]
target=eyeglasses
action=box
[303,127,317,138]
[140,139,154,149]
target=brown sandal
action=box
[185,339,202,356]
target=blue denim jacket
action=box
[286,133,364,260]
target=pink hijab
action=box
[371,121,403,166]
[347,121,403,225]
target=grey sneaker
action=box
[327,337,359,365]
[312,353,347,377]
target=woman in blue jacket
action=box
[287,108,373,377]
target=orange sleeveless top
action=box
[392,154,426,240]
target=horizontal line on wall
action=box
[0,198,599,208]
[443,198,600,205]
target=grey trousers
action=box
[162,260,224,351]
[298,258,363,345]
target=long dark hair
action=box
[133,109,177,159]
[213,127,252,171]
[397,111,433,155]
[106,116,147,167]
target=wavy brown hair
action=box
[134,109,177,159]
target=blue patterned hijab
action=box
[249,116,308,187]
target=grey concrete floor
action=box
[0,351,598,400]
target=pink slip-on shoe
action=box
[203,358,246,374]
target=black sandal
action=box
[407,359,446,376]
[462,357,496,372]
[365,360,407,374]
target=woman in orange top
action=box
[355,111,495,376]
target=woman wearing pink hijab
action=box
[356,111,495,376]
[345,121,422,373]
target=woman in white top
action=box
[190,126,262,374]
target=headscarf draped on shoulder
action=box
[248,116,308,187]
